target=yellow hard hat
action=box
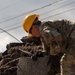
[22,14,40,32]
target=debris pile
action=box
[0,42,62,75]
[0,42,45,75]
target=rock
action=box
[17,56,50,75]
[17,55,61,75]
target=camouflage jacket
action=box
[39,20,75,55]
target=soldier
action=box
[22,14,75,75]
[22,14,62,55]
[22,14,63,74]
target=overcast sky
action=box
[0,0,75,52]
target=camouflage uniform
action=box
[39,20,75,75]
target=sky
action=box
[0,0,75,52]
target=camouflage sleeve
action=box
[39,21,62,46]
[39,21,62,55]
[39,20,75,55]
